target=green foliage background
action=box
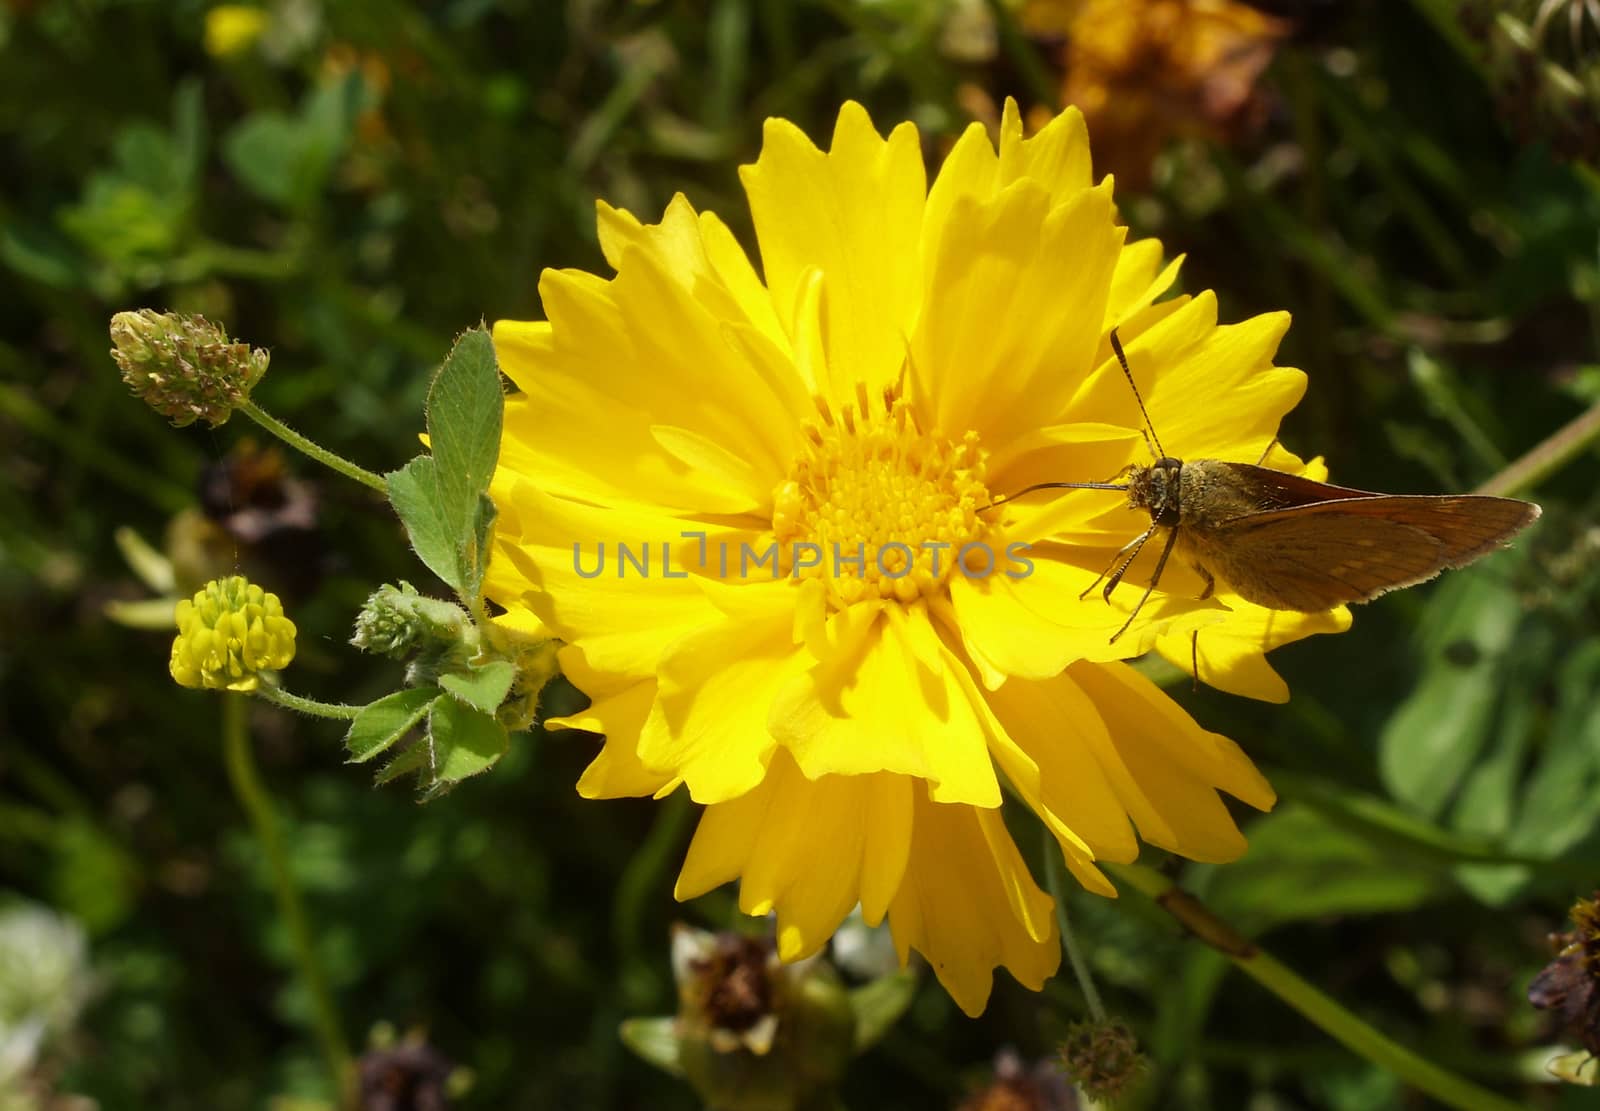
[4,0,1600,1107]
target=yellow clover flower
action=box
[170,576,296,692]
[487,101,1348,1015]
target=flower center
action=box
[771,383,991,606]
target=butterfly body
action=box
[1123,458,1541,612]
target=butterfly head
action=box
[1126,457,1185,527]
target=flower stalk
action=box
[239,399,389,495]
[1107,862,1524,1111]
[253,683,367,721]
[1475,395,1600,498]
[1043,831,1107,1023]
[222,694,352,1102]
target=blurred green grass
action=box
[4,0,1600,1107]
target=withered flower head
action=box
[1529,890,1600,1070]
[357,1035,458,1111]
[1058,1017,1146,1105]
[673,926,784,1055]
[660,923,857,1109]
[110,310,269,428]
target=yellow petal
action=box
[740,102,926,402]
[491,482,729,681]
[639,585,809,803]
[921,121,1000,263]
[996,97,1094,201]
[1155,602,1353,703]
[912,179,1124,445]
[1067,292,1302,464]
[936,648,1121,894]
[946,550,1130,680]
[698,209,792,352]
[675,751,913,959]
[980,672,1140,864]
[768,606,1001,807]
[492,236,804,514]
[555,679,678,799]
[1104,237,1170,321]
[888,794,1059,1017]
[1067,660,1274,861]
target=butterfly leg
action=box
[1254,436,1280,466]
[1109,526,1181,643]
[1190,630,1200,692]
[1078,528,1152,601]
[1194,562,1214,600]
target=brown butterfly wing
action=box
[1203,462,1380,512]
[1195,495,1539,611]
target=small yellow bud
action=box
[110,310,269,428]
[204,5,269,58]
[170,576,296,691]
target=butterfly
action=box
[991,328,1541,644]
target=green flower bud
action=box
[110,309,269,428]
[350,582,470,659]
[170,576,296,692]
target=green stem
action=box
[612,790,695,960]
[254,683,366,721]
[1042,831,1106,1022]
[1107,862,1524,1111]
[1474,397,1600,497]
[222,695,353,1101]
[239,400,389,494]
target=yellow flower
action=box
[170,576,296,692]
[1023,0,1288,188]
[204,5,269,59]
[488,101,1345,1015]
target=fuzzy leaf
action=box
[375,740,431,787]
[345,688,442,763]
[439,659,516,715]
[386,456,463,593]
[386,328,505,601]
[428,696,509,783]
[427,328,503,537]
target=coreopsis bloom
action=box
[170,576,296,691]
[488,101,1346,1014]
[1023,0,1287,188]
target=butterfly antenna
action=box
[981,480,1128,513]
[1109,327,1164,459]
